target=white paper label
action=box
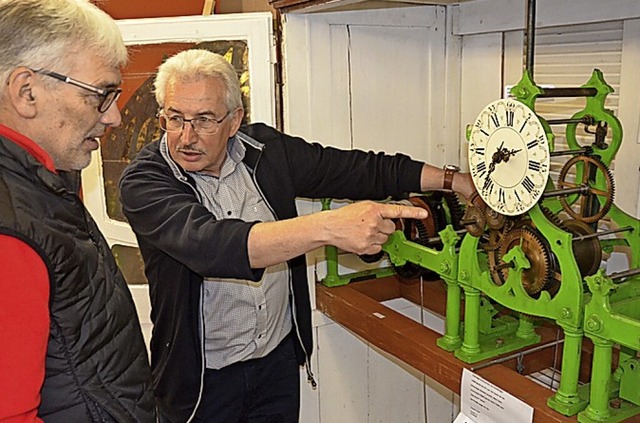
[454,368,534,423]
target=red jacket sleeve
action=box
[0,235,49,423]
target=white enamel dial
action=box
[468,99,550,216]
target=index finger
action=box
[380,204,428,220]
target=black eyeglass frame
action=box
[31,68,122,113]
[157,111,231,135]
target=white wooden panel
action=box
[454,0,640,36]
[459,32,503,170]
[369,346,426,422]
[317,322,369,423]
[349,23,445,163]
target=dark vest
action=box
[0,136,155,422]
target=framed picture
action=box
[82,13,275,248]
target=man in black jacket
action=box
[120,49,477,423]
[0,0,155,421]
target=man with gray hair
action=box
[0,0,155,421]
[120,48,478,422]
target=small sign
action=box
[454,368,534,423]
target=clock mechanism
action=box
[374,67,640,423]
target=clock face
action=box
[468,99,550,216]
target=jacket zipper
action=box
[250,145,317,389]
[159,138,207,421]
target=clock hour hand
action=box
[502,148,521,162]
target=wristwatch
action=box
[443,164,460,191]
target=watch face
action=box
[468,99,550,216]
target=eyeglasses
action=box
[32,68,122,113]
[158,111,231,135]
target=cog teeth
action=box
[539,205,566,230]
[443,192,466,230]
[495,227,553,295]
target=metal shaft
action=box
[524,0,536,75]
[550,148,589,157]
[471,339,564,371]
[610,268,640,283]
[571,226,633,242]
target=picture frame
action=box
[82,13,275,248]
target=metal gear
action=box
[486,209,507,230]
[462,206,486,237]
[392,196,440,279]
[557,155,615,224]
[492,227,554,296]
[563,219,602,278]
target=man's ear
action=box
[6,67,38,118]
[228,107,245,137]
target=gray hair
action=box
[154,49,243,112]
[0,0,127,89]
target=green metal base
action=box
[578,403,640,423]
[454,317,541,364]
[436,334,462,351]
[547,383,590,417]
[321,266,396,287]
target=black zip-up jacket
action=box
[0,131,155,422]
[119,123,424,422]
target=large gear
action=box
[557,155,615,224]
[563,219,602,278]
[491,227,555,297]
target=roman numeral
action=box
[522,176,535,193]
[528,161,541,172]
[519,115,531,133]
[472,147,485,155]
[490,113,500,128]
[506,110,514,127]
[483,178,495,195]
[527,139,538,149]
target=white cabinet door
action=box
[283,6,460,166]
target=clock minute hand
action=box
[483,160,496,191]
[482,143,504,191]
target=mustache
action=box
[176,146,206,154]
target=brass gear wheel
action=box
[492,227,554,296]
[557,155,614,224]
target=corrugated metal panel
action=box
[532,20,622,229]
